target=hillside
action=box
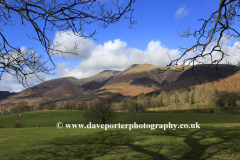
[0,63,239,108]
[195,70,240,93]
[92,63,183,96]
[0,70,120,107]
[148,64,240,94]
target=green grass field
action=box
[1,110,240,159]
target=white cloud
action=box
[0,72,55,92]
[57,62,70,70]
[51,31,96,59]
[175,6,190,20]
[57,39,182,79]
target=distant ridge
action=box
[0,91,17,101]
[99,70,120,74]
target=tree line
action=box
[1,86,239,116]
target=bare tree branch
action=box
[0,0,136,89]
[159,0,240,79]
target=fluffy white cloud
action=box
[175,6,190,20]
[57,39,182,79]
[51,31,96,59]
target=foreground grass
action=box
[1,124,240,159]
[1,110,240,159]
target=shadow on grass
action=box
[10,126,240,160]
[141,126,240,159]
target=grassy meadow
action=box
[1,110,240,159]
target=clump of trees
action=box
[120,98,146,112]
[83,99,117,124]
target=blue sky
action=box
[1,0,240,92]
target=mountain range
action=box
[0,63,239,108]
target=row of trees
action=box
[81,90,240,124]
[0,87,239,116]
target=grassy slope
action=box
[1,110,240,159]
